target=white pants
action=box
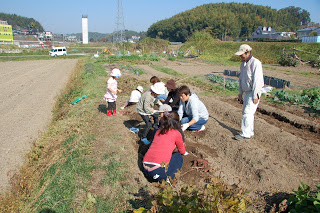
[241,92,259,138]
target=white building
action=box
[82,15,88,44]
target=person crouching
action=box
[136,82,165,145]
[142,111,187,182]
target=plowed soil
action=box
[0,59,78,193]
[115,59,320,211]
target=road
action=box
[0,59,78,193]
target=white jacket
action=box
[239,56,264,99]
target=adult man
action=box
[234,44,264,140]
[177,85,209,132]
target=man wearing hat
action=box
[136,82,166,145]
[164,79,180,111]
[234,44,264,140]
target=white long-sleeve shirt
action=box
[238,56,264,99]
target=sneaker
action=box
[234,134,250,140]
[141,138,150,145]
[120,107,124,110]
[193,125,205,132]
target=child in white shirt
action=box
[121,86,143,109]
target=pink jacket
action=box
[104,77,117,102]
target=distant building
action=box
[82,15,88,44]
[65,35,78,42]
[0,20,13,44]
[251,26,282,40]
[297,27,318,38]
[250,26,296,40]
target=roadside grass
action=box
[0,58,138,212]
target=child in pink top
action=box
[142,111,187,182]
[104,68,122,116]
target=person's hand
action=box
[183,151,189,156]
[253,98,259,104]
[118,89,122,93]
[238,94,243,101]
[181,123,189,131]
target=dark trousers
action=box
[107,102,116,111]
[143,153,183,182]
[140,114,159,139]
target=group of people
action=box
[103,44,264,182]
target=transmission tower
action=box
[113,0,125,43]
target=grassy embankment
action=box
[0,58,146,212]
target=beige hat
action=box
[158,104,172,113]
[137,86,143,93]
[235,44,252,55]
[151,82,165,95]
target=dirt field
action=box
[115,59,320,210]
[1,57,319,211]
[0,59,78,193]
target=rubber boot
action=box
[113,110,117,116]
[107,110,112,116]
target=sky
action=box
[1,0,319,34]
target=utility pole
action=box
[113,0,125,44]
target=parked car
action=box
[49,47,67,57]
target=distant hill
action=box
[69,30,146,42]
[147,3,311,42]
[0,12,44,31]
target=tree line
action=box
[0,12,44,32]
[147,3,311,42]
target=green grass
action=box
[0,58,137,212]
[150,64,186,77]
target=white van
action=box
[49,47,67,57]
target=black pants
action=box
[140,114,159,139]
[107,102,116,111]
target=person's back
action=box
[129,89,141,103]
[143,129,185,164]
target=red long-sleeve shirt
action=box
[143,129,186,165]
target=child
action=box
[120,86,143,110]
[104,68,122,116]
[136,82,165,145]
[142,111,187,182]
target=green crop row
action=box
[273,88,320,111]
[206,74,239,91]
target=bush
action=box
[278,55,297,67]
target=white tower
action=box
[82,15,88,44]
